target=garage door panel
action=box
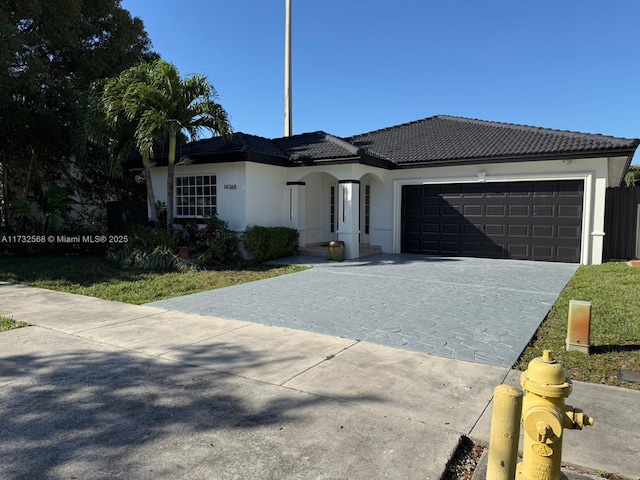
[486,205,505,216]
[485,185,507,197]
[483,243,507,256]
[422,204,440,216]
[507,184,532,196]
[404,238,420,250]
[508,205,530,216]
[558,205,581,217]
[485,224,505,235]
[441,203,462,216]
[441,241,462,254]
[533,205,554,217]
[401,180,583,262]
[404,222,421,233]
[463,204,482,216]
[557,183,583,196]
[533,183,555,196]
[507,244,529,257]
[557,246,580,260]
[422,223,439,234]
[442,185,462,197]
[532,245,554,259]
[531,225,554,238]
[404,204,422,216]
[508,225,529,237]
[463,223,483,235]
[462,241,482,253]
[442,223,461,234]
[557,225,580,239]
[462,185,485,197]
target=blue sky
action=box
[122,0,639,162]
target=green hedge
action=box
[241,226,299,262]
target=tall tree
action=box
[0,0,156,232]
[91,64,162,223]
[128,60,232,232]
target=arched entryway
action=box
[293,171,383,259]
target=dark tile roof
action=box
[273,131,361,162]
[168,132,287,165]
[347,115,639,165]
[236,132,288,158]
[140,115,637,170]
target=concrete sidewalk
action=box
[0,283,638,479]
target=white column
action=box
[337,180,360,259]
[286,182,305,245]
[590,176,607,265]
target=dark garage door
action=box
[401,180,583,262]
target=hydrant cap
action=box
[522,351,572,397]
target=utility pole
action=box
[284,0,292,137]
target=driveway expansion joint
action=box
[279,339,361,387]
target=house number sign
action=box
[224,184,237,190]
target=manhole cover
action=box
[618,370,640,383]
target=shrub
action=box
[107,215,241,271]
[241,226,299,262]
[185,214,240,266]
[107,224,181,271]
[126,223,179,251]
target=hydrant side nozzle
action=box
[565,405,594,430]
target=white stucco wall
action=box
[244,162,288,227]
[150,162,247,231]
[151,161,292,232]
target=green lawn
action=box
[516,262,640,391]
[0,255,307,304]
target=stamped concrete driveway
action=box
[148,254,578,367]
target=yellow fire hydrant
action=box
[516,350,594,480]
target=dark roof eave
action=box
[395,147,639,169]
[161,151,291,167]
[245,151,291,167]
[289,154,396,169]
[360,154,399,169]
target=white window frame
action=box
[175,174,217,218]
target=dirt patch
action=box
[440,436,486,480]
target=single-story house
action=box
[143,115,639,264]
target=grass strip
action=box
[0,316,29,333]
[516,262,640,390]
[0,255,307,304]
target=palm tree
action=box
[95,64,166,224]
[131,60,232,232]
[624,165,640,187]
